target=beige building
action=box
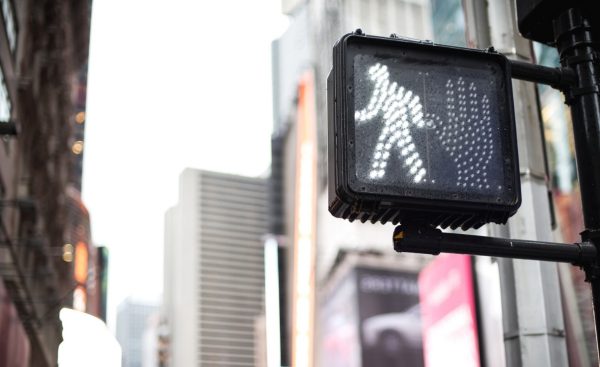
[163,169,269,366]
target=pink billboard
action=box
[418,254,480,367]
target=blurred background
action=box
[0,0,594,366]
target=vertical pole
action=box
[553,7,600,360]
[463,0,569,365]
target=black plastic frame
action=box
[328,33,521,229]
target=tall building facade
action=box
[164,169,269,366]
[116,297,159,367]
[0,1,93,366]
[272,0,434,278]
[271,0,597,366]
[270,3,434,365]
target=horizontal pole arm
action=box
[393,225,596,266]
[509,59,577,89]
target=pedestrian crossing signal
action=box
[328,33,521,229]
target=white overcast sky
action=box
[82,0,288,327]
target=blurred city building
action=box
[141,312,169,367]
[270,0,597,366]
[254,314,267,367]
[0,1,94,366]
[270,1,434,366]
[163,169,268,366]
[65,187,109,321]
[116,297,159,367]
[535,44,596,365]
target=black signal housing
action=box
[328,33,520,230]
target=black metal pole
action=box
[393,224,597,265]
[553,8,600,360]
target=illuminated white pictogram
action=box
[355,63,496,190]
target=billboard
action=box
[319,264,424,367]
[357,267,424,367]
[419,254,480,367]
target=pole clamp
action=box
[581,229,600,243]
[564,52,599,66]
[570,85,600,98]
[583,263,600,282]
[580,230,600,282]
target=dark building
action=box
[64,188,108,321]
[0,1,93,366]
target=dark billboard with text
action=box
[357,267,424,367]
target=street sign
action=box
[328,33,520,229]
